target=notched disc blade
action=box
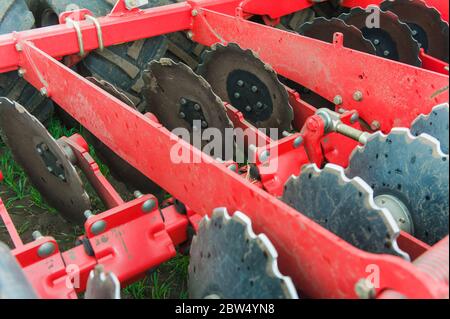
[345,128,449,245]
[189,208,298,299]
[411,104,449,154]
[298,17,377,55]
[85,77,164,198]
[197,43,293,138]
[380,0,449,62]
[339,6,422,66]
[282,164,408,259]
[142,58,234,160]
[0,98,90,224]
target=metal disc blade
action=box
[189,207,299,299]
[84,77,164,198]
[298,17,377,55]
[339,6,422,66]
[0,98,90,224]
[282,164,408,259]
[411,103,449,154]
[197,43,293,138]
[142,58,234,160]
[380,0,449,62]
[345,128,449,245]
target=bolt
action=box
[256,102,263,109]
[180,98,187,105]
[201,121,208,128]
[237,80,244,87]
[350,112,359,124]
[333,95,343,105]
[58,174,66,182]
[383,50,390,57]
[47,166,53,173]
[191,9,198,16]
[194,103,201,111]
[186,31,194,39]
[370,120,381,131]
[234,92,241,99]
[32,231,56,258]
[293,136,303,148]
[15,43,22,52]
[32,231,43,240]
[37,242,56,258]
[337,108,346,114]
[84,210,94,219]
[355,278,376,299]
[40,87,48,97]
[41,144,49,151]
[251,86,258,93]
[134,191,144,199]
[179,112,186,119]
[353,91,363,102]
[91,220,107,235]
[228,164,238,172]
[373,39,380,45]
[36,147,43,154]
[18,68,26,77]
[282,131,292,137]
[411,30,418,36]
[142,199,156,213]
[259,150,270,162]
[245,105,252,112]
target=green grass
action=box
[123,254,189,299]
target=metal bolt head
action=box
[293,136,303,148]
[228,164,238,172]
[91,220,107,235]
[256,102,263,109]
[18,68,26,78]
[186,31,194,39]
[234,92,240,99]
[355,278,376,299]
[350,112,359,124]
[353,91,363,102]
[237,80,244,87]
[245,105,252,112]
[15,43,22,52]
[142,199,156,213]
[373,39,380,45]
[84,210,94,219]
[251,86,258,93]
[383,50,390,57]
[412,30,418,36]
[194,103,201,111]
[32,231,43,241]
[179,112,186,119]
[180,98,187,105]
[259,150,270,162]
[370,120,381,131]
[40,87,48,97]
[133,191,143,199]
[333,95,343,105]
[37,242,56,258]
[191,9,198,16]
[201,121,208,128]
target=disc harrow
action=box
[0,0,448,300]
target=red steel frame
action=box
[0,0,449,299]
